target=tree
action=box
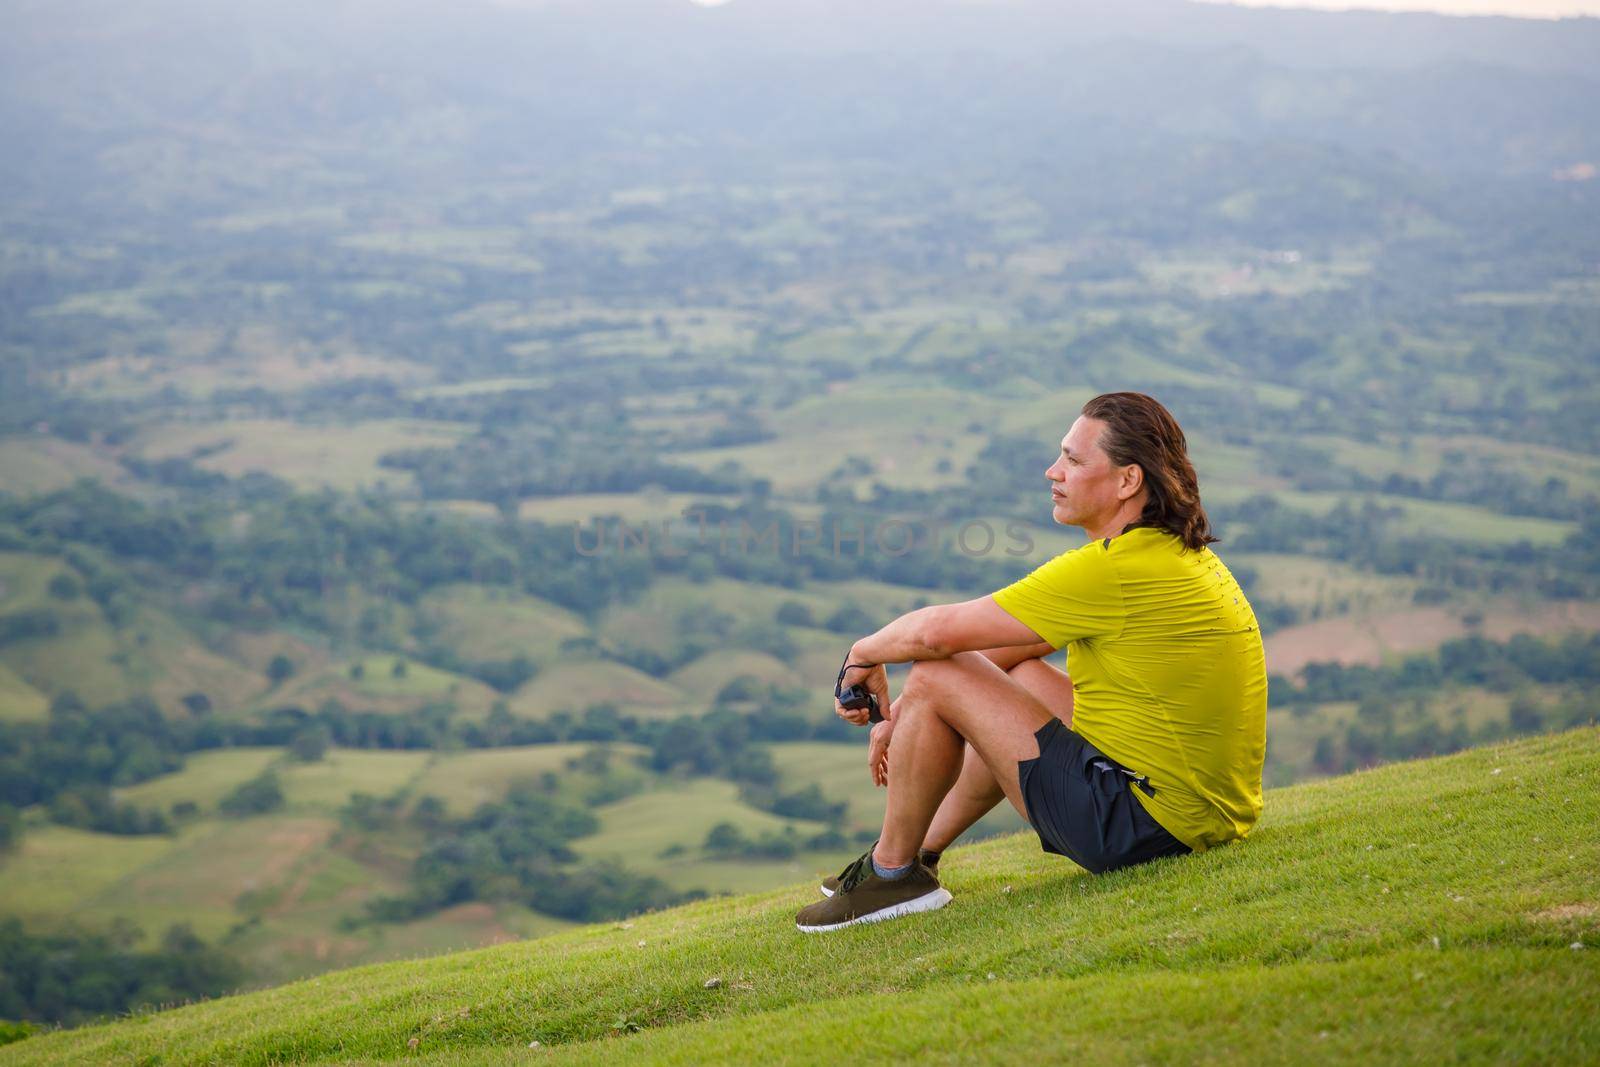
[46,573,80,600]
[289,725,331,763]
[703,822,747,855]
[775,601,814,627]
[266,655,295,686]
[824,604,875,634]
[219,771,284,816]
[715,676,766,705]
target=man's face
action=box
[1045,416,1129,527]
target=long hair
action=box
[1080,392,1218,552]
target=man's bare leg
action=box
[920,657,1075,854]
[874,652,1062,869]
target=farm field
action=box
[129,419,468,493]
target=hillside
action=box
[5,725,1596,1065]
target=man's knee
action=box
[902,653,987,704]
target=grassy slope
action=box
[5,726,1596,1065]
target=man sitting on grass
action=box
[796,391,1267,932]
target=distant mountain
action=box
[1,0,1596,207]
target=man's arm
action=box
[978,641,1057,672]
[850,596,1048,667]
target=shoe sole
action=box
[796,887,952,932]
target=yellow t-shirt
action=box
[990,527,1266,851]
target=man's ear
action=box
[1117,464,1144,501]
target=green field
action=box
[508,660,688,720]
[131,418,468,493]
[337,656,489,700]
[265,659,504,721]
[0,436,129,496]
[413,584,589,666]
[0,661,49,723]
[0,826,186,922]
[0,551,136,708]
[1231,552,1419,617]
[117,748,285,813]
[575,779,809,859]
[410,745,644,815]
[516,491,740,526]
[1208,486,1574,546]
[339,227,544,275]
[5,727,1594,1065]
[276,750,434,813]
[1302,432,1600,501]
[1261,684,1572,786]
[573,777,865,897]
[675,382,994,493]
[666,649,797,697]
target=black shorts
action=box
[1017,718,1192,875]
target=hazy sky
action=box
[685,0,1600,16]
[1195,0,1600,16]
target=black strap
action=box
[834,660,877,692]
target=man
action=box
[796,391,1267,932]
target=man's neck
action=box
[1082,499,1149,543]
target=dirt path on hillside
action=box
[1265,600,1600,676]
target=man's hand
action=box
[868,717,894,787]
[835,660,889,726]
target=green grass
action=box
[9,727,1595,1065]
[409,745,644,816]
[117,748,284,813]
[0,661,48,723]
[0,826,185,921]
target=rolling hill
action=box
[4,725,1595,1065]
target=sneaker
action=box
[820,848,940,896]
[795,851,952,933]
